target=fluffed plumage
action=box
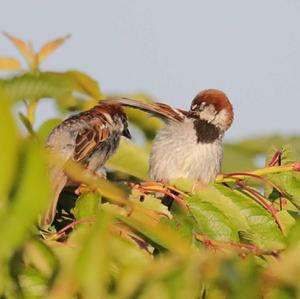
[41,102,131,227]
[102,89,233,184]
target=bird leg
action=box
[75,167,106,195]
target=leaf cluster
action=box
[1,34,300,299]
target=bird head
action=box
[188,89,234,132]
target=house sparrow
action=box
[41,102,131,227]
[102,89,233,184]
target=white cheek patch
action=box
[212,109,229,129]
[199,104,216,122]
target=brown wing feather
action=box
[73,121,111,163]
[101,98,186,122]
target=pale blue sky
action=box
[1,0,300,140]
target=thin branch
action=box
[129,182,188,209]
[222,172,284,194]
[195,234,281,257]
[268,150,282,167]
[140,181,188,197]
[236,180,283,232]
[216,164,299,184]
[55,218,96,239]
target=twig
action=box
[222,172,284,194]
[195,233,281,257]
[55,218,96,239]
[140,181,188,197]
[216,164,300,184]
[236,180,283,232]
[268,150,282,167]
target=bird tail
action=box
[39,166,67,228]
[101,98,186,122]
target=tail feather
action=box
[40,167,67,228]
[102,98,186,122]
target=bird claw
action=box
[75,184,97,195]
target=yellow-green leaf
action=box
[3,32,34,65]
[0,140,50,258]
[0,90,19,207]
[37,34,71,64]
[107,139,150,180]
[0,57,21,70]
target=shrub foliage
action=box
[1,34,300,299]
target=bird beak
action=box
[122,127,132,139]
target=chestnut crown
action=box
[189,89,234,131]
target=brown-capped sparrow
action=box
[103,89,233,184]
[41,102,131,227]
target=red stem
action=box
[268,150,282,167]
[236,180,283,232]
[196,234,280,257]
[140,181,188,196]
[223,172,283,194]
[56,218,96,238]
[141,187,188,209]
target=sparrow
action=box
[102,89,233,184]
[41,102,131,227]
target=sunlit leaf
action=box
[185,195,239,242]
[65,70,102,100]
[3,32,34,66]
[37,118,61,143]
[0,72,71,102]
[215,184,284,249]
[73,192,100,220]
[107,139,150,180]
[37,34,71,64]
[266,146,300,209]
[19,112,34,135]
[0,140,50,258]
[0,90,19,208]
[0,57,21,70]
[130,189,172,219]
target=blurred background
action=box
[1,0,300,141]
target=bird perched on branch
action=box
[41,102,131,227]
[103,89,233,184]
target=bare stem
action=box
[195,233,281,257]
[55,218,96,239]
[222,172,284,194]
[216,164,296,183]
[236,180,283,232]
[268,150,282,167]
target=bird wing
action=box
[41,111,113,227]
[101,98,187,122]
[72,114,112,164]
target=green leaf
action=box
[277,210,296,235]
[0,140,50,259]
[0,90,19,206]
[73,192,101,220]
[107,139,150,180]
[161,213,197,245]
[64,70,102,100]
[266,146,300,209]
[186,195,239,242]
[0,73,71,102]
[19,112,35,135]
[36,118,61,143]
[70,212,111,299]
[130,189,172,219]
[215,184,284,249]
[194,185,251,233]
